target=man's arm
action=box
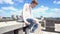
[32,17,45,24]
[22,4,30,25]
[32,18,39,24]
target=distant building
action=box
[0,16,2,20]
[11,15,17,20]
[41,17,60,31]
[45,18,60,23]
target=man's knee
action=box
[34,24,38,28]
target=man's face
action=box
[32,3,37,8]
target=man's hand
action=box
[25,22,30,25]
[34,19,39,24]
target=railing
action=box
[41,19,60,33]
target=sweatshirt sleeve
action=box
[22,4,28,23]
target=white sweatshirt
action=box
[22,3,38,23]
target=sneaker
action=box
[30,29,35,33]
[30,33,34,34]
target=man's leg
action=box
[26,19,38,33]
[25,28,30,34]
[25,19,34,34]
[30,24,38,33]
[26,19,35,29]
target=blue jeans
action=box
[26,18,38,32]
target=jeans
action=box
[26,18,38,32]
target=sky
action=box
[0,0,60,18]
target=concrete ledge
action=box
[0,21,25,34]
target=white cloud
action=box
[0,10,4,13]
[0,5,60,17]
[14,0,24,3]
[1,6,18,11]
[17,0,24,3]
[51,8,60,13]
[0,9,6,16]
[32,5,49,17]
[0,0,14,4]
[0,6,21,17]
[53,0,60,4]
[32,5,49,14]
[43,8,60,17]
[32,5,60,17]
[10,10,22,15]
[0,0,24,4]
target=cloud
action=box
[43,8,60,17]
[0,5,60,17]
[1,6,18,11]
[0,0,24,4]
[53,0,60,4]
[0,9,6,17]
[14,0,24,3]
[32,5,60,17]
[1,6,22,15]
[32,5,49,17]
[0,0,14,4]
[10,10,22,15]
[0,10,5,13]
[17,0,24,3]
[32,5,49,14]
[0,6,22,17]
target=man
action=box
[22,0,39,34]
